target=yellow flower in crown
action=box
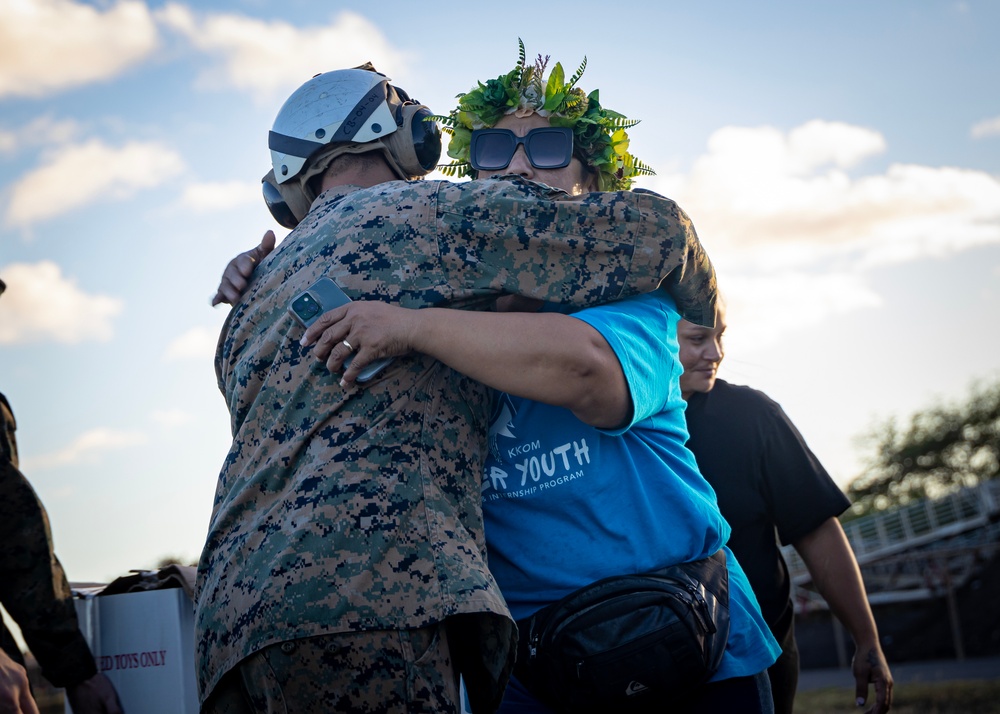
[432,39,654,191]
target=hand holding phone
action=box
[288,277,394,383]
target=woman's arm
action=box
[301,302,631,429]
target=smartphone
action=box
[288,277,394,383]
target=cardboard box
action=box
[68,586,198,714]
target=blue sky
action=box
[0,0,998,590]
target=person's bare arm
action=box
[64,672,124,714]
[0,648,40,714]
[210,231,276,306]
[302,302,631,429]
[794,517,893,713]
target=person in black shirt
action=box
[678,302,893,714]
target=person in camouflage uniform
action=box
[0,278,123,714]
[199,67,716,714]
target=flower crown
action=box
[433,40,654,191]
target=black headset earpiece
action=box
[380,102,442,178]
[261,168,313,229]
[262,180,299,229]
[408,106,442,172]
[385,85,441,173]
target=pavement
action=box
[798,655,1000,691]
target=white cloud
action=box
[0,261,123,344]
[5,139,184,226]
[22,428,147,471]
[719,269,883,354]
[785,120,886,173]
[0,0,159,99]
[155,5,411,101]
[151,408,194,427]
[971,116,1000,139]
[652,120,1000,271]
[178,180,259,213]
[165,326,218,361]
[0,116,80,155]
[649,119,1000,348]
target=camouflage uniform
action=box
[0,392,98,688]
[197,176,717,711]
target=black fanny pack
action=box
[513,550,731,713]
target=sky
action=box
[0,0,998,589]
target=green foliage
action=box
[846,376,1000,516]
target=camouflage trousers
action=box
[202,624,460,714]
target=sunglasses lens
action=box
[526,130,572,168]
[473,132,517,171]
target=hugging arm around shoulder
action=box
[406,307,631,428]
[429,178,716,320]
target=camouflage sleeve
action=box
[651,197,718,328]
[431,178,717,325]
[0,394,98,688]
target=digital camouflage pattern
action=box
[0,392,98,688]
[204,626,457,714]
[197,175,717,708]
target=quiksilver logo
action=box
[626,680,649,696]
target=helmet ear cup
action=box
[261,168,312,229]
[382,104,442,178]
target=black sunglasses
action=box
[470,127,574,171]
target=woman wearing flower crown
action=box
[216,43,781,713]
[303,44,779,714]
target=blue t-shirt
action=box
[482,291,779,681]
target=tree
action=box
[846,376,1000,517]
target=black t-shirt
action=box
[684,380,850,640]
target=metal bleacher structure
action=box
[784,479,1000,606]
[783,479,1000,662]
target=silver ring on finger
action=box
[342,340,354,352]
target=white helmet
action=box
[263,66,441,227]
